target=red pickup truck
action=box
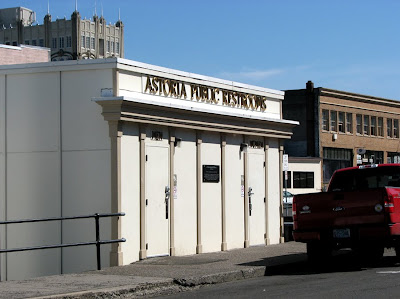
[293,164,400,261]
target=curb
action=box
[32,267,268,299]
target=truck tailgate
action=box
[293,188,386,231]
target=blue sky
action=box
[2,0,400,100]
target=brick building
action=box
[0,44,50,64]
[283,81,400,186]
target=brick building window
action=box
[346,113,352,133]
[322,110,329,131]
[394,120,399,138]
[371,116,377,136]
[330,111,337,131]
[378,117,383,137]
[356,114,362,134]
[363,115,370,135]
[338,112,345,133]
[388,119,393,138]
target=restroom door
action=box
[248,151,266,245]
[146,145,170,257]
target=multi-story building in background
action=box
[0,6,124,61]
[283,81,400,187]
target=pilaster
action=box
[196,131,202,254]
[109,120,123,266]
[221,135,227,251]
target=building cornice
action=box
[94,97,298,139]
[320,88,400,108]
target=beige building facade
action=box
[0,58,297,281]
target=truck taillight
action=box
[385,193,395,213]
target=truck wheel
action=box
[307,242,331,263]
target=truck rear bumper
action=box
[293,231,320,242]
[293,226,390,244]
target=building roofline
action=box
[116,58,284,97]
[319,87,400,107]
[285,85,399,106]
[0,57,285,98]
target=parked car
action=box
[283,190,294,204]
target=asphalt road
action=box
[159,250,400,299]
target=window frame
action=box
[388,118,393,138]
[378,117,383,137]
[322,109,329,131]
[346,113,353,133]
[394,119,399,138]
[293,171,314,189]
[363,115,370,135]
[370,116,377,136]
[356,114,363,135]
[330,111,337,132]
[338,111,345,133]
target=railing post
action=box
[95,213,101,270]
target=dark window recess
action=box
[323,147,353,183]
[151,131,163,140]
[249,140,263,148]
[283,171,292,188]
[293,172,314,188]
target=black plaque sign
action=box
[203,165,220,183]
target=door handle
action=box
[165,186,170,219]
[248,187,254,216]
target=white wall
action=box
[225,135,245,250]
[0,75,6,280]
[60,69,112,273]
[201,132,222,253]
[120,123,140,263]
[267,139,281,244]
[1,67,113,280]
[286,160,322,195]
[173,128,197,256]
[5,72,61,280]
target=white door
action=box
[146,145,170,257]
[248,151,266,245]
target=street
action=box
[159,250,400,298]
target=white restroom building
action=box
[0,58,298,281]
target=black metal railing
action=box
[0,212,125,270]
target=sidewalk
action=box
[0,242,307,299]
